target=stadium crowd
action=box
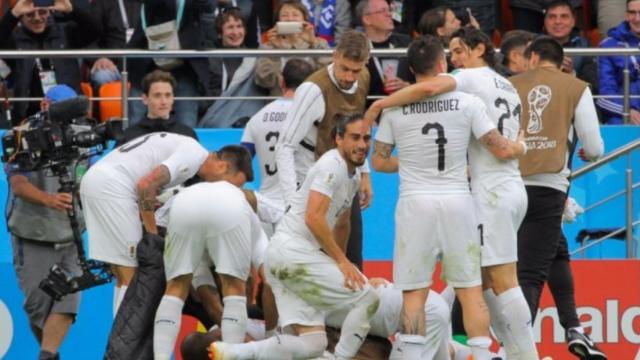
[2,0,634,359]
[0,0,638,126]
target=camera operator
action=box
[5,85,85,360]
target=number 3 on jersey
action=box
[422,122,448,171]
[264,131,279,176]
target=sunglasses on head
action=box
[24,9,49,19]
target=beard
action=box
[347,150,367,167]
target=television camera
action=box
[2,96,121,300]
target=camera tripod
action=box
[39,158,113,301]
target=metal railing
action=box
[1,47,639,123]
[569,139,640,258]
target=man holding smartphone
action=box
[0,0,101,123]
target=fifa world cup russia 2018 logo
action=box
[526,85,552,134]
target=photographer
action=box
[5,85,85,360]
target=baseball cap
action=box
[45,84,77,103]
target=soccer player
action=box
[152,146,267,360]
[241,59,314,233]
[275,30,372,269]
[211,114,379,359]
[367,27,538,359]
[370,35,527,360]
[177,279,450,360]
[79,133,215,313]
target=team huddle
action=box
[74,29,605,360]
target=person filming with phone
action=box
[0,0,101,124]
[255,0,330,97]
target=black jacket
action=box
[91,0,139,50]
[126,0,213,91]
[0,6,101,122]
[115,114,198,146]
[551,28,599,94]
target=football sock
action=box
[153,295,184,360]
[467,336,493,360]
[115,285,127,316]
[396,334,427,359]
[498,287,539,360]
[221,296,248,343]
[220,331,327,359]
[333,288,379,358]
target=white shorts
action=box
[80,193,141,267]
[473,180,527,267]
[393,194,482,290]
[164,213,253,282]
[191,256,216,290]
[255,191,285,226]
[265,235,373,328]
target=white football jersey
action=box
[241,98,293,204]
[376,92,495,196]
[87,132,208,199]
[449,67,523,186]
[274,149,360,249]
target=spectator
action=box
[126,0,214,128]
[418,6,462,70]
[543,0,599,92]
[6,85,87,360]
[500,29,536,76]
[448,0,496,36]
[510,0,582,33]
[88,0,141,89]
[356,0,413,100]
[255,0,330,97]
[206,0,269,48]
[395,0,439,36]
[598,0,626,39]
[200,8,268,127]
[598,0,640,125]
[0,0,101,123]
[115,70,197,146]
[301,0,352,46]
[418,6,462,46]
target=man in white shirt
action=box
[79,133,215,313]
[371,35,526,360]
[241,59,314,233]
[211,114,379,360]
